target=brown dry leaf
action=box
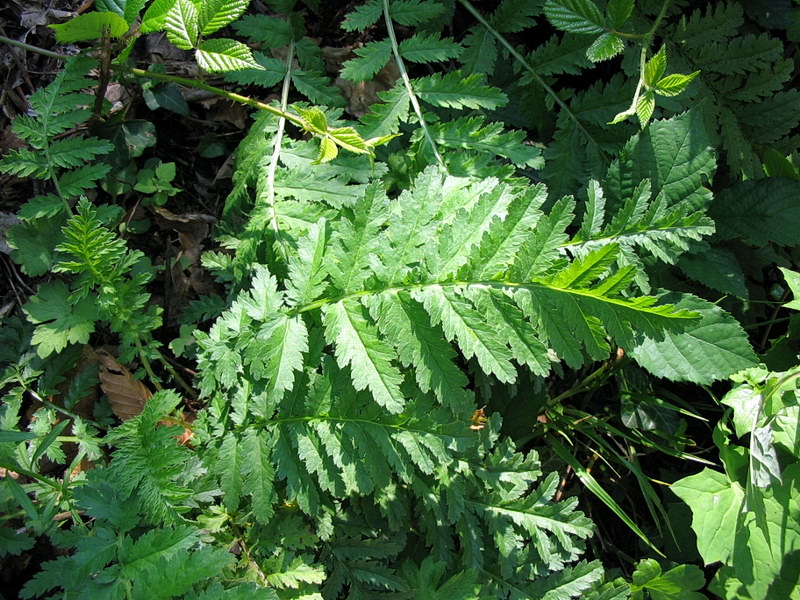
[96,350,152,421]
[469,406,488,431]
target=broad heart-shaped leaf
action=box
[629,291,757,384]
[199,0,249,36]
[23,281,98,358]
[604,110,716,213]
[50,12,129,42]
[674,465,800,600]
[196,39,262,72]
[670,468,742,565]
[544,0,605,35]
[164,0,198,50]
[711,177,800,246]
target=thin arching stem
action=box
[382,0,447,171]
[457,0,604,156]
[0,34,305,127]
[265,37,295,262]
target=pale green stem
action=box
[382,0,447,171]
[613,0,672,121]
[265,37,295,262]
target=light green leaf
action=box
[544,0,605,35]
[636,91,656,127]
[629,292,757,384]
[630,559,706,600]
[655,71,700,97]
[644,46,667,87]
[248,314,308,402]
[50,12,129,42]
[670,468,741,565]
[780,267,800,310]
[199,0,249,36]
[313,137,338,164]
[328,127,370,155]
[295,106,328,134]
[164,0,198,50]
[196,39,262,72]
[586,32,624,62]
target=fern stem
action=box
[157,354,197,399]
[134,336,164,392]
[382,0,447,171]
[264,37,295,263]
[25,388,105,429]
[457,0,604,157]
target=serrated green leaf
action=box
[50,12,129,42]
[414,71,508,110]
[340,39,393,83]
[629,291,757,384]
[196,39,262,72]
[389,0,445,26]
[199,0,249,36]
[586,32,624,62]
[644,46,667,87]
[164,0,198,49]
[636,91,656,127]
[655,71,700,97]
[342,0,381,31]
[314,136,338,164]
[295,106,328,134]
[544,0,605,35]
[233,14,294,46]
[323,299,405,413]
[398,33,462,64]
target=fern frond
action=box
[398,32,463,64]
[414,71,508,109]
[103,391,192,524]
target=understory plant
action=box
[0,0,798,598]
